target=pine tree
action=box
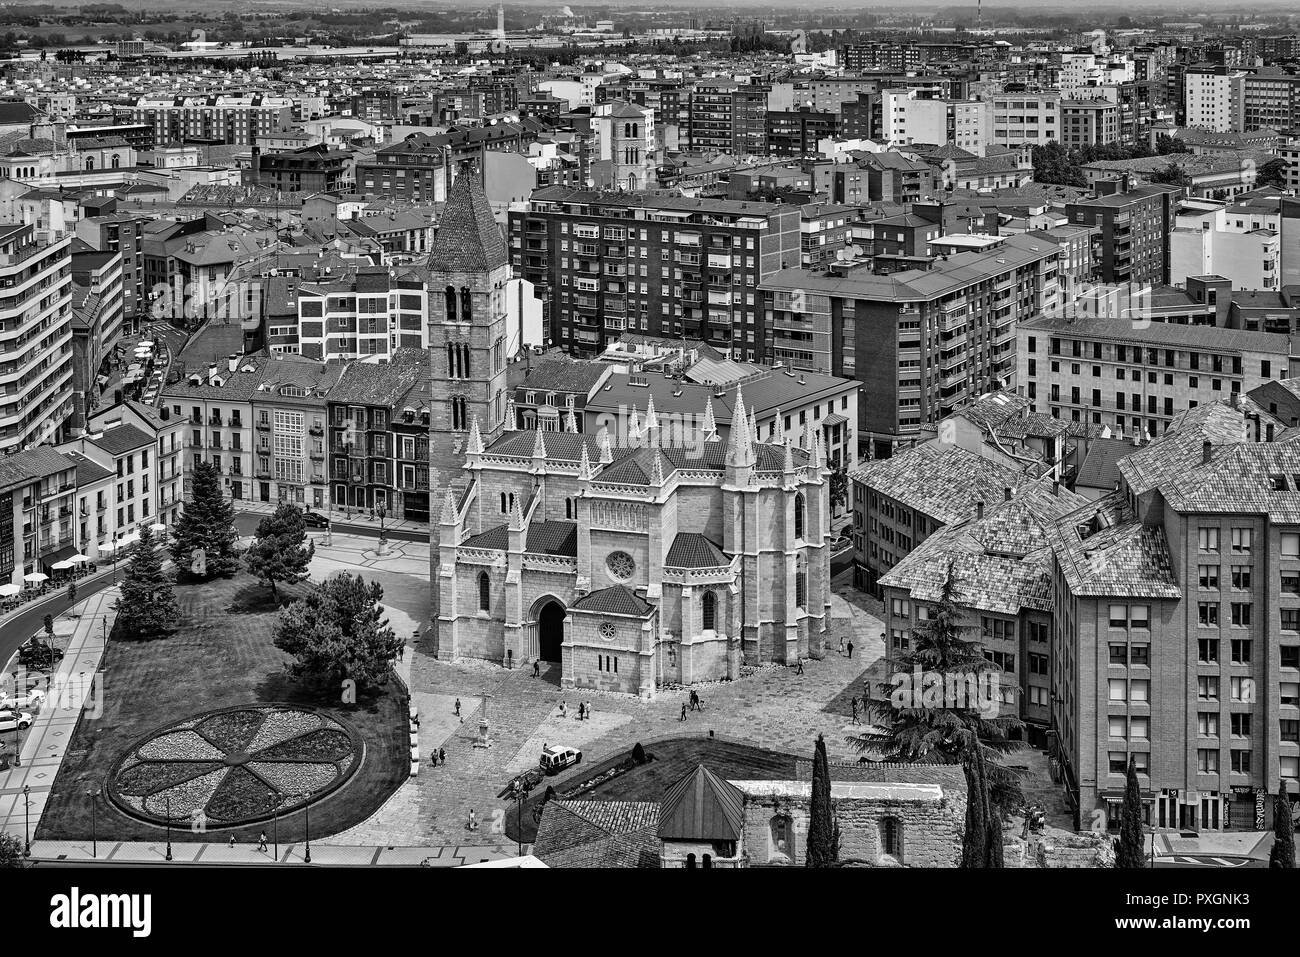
[806,734,840,867]
[273,572,403,692]
[170,460,239,579]
[852,562,1024,809]
[245,502,315,599]
[114,527,178,641]
[1270,779,1295,869]
[1115,756,1147,868]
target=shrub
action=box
[632,742,647,765]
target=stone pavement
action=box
[28,838,516,867]
[0,588,116,847]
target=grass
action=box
[37,573,407,843]
[504,737,797,844]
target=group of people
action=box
[558,700,594,720]
[678,689,705,721]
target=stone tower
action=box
[427,170,511,650]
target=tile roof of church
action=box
[572,584,654,617]
[665,533,729,569]
[427,173,507,274]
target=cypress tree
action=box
[1270,779,1295,869]
[806,733,840,867]
[1114,756,1147,868]
[170,460,239,579]
[961,746,987,868]
[115,527,178,640]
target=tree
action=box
[114,527,178,641]
[1114,756,1146,868]
[1150,162,1189,187]
[273,572,402,692]
[828,468,848,512]
[170,460,239,578]
[245,502,315,599]
[961,742,989,867]
[0,833,25,868]
[806,734,840,867]
[1270,780,1295,869]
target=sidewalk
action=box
[0,587,116,845]
[28,838,518,867]
[237,500,430,537]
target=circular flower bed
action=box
[108,706,362,828]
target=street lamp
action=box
[164,795,172,861]
[272,808,279,862]
[22,785,30,858]
[14,714,22,768]
[87,788,100,858]
[304,801,311,863]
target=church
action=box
[425,173,831,695]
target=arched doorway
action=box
[538,600,565,663]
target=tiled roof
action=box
[427,173,507,274]
[1074,437,1133,492]
[1047,491,1182,600]
[849,442,1029,526]
[657,765,745,842]
[463,524,508,550]
[518,356,610,395]
[87,423,152,456]
[486,430,602,462]
[328,350,428,407]
[880,479,1088,615]
[0,447,72,490]
[664,533,729,569]
[571,585,654,618]
[527,520,577,557]
[1117,402,1248,497]
[533,801,660,869]
[60,450,114,486]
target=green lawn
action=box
[38,573,407,843]
[504,737,797,844]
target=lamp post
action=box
[375,502,388,556]
[304,801,311,863]
[22,785,30,858]
[13,714,22,768]
[273,808,279,862]
[88,788,100,858]
[164,796,172,861]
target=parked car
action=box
[540,744,582,775]
[830,533,853,551]
[0,688,45,711]
[302,511,331,529]
[0,710,33,733]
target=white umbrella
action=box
[51,560,73,570]
[150,523,167,534]
[68,554,90,565]
[98,541,118,555]
[0,583,20,597]
[24,572,49,584]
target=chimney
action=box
[1004,486,1012,501]
[1267,423,1276,442]
[1251,412,1261,442]
[207,362,218,383]
[228,353,239,373]
[976,500,984,519]
[1052,480,1060,496]
[1230,391,1240,410]
[1202,440,1213,464]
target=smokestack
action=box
[1252,412,1261,442]
[1202,440,1213,464]
[976,500,984,519]
[1267,423,1276,442]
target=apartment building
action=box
[75,213,149,330]
[1017,293,1290,439]
[88,399,187,530]
[250,144,352,193]
[508,188,800,360]
[1066,180,1181,285]
[294,266,428,361]
[1242,71,1300,134]
[883,91,991,154]
[1184,67,1247,133]
[0,224,75,453]
[59,422,156,547]
[1170,201,1280,291]
[764,109,840,157]
[68,246,123,431]
[989,92,1060,148]
[1,447,78,582]
[160,357,266,503]
[760,233,1061,458]
[249,358,341,511]
[1048,400,1300,830]
[686,81,769,155]
[1060,99,1121,147]
[133,94,294,146]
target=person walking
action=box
[578,702,585,721]
[838,636,845,655]
[228,836,236,849]
[454,698,461,717]
[680,702,687,722]
[847,640,854,660]
[533,660,540,678]
[851,698,859,724]
[258,831,268,852]
[559,700,567,718]
[795,658,804,675]
[438,747,446,766]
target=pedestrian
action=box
[839,636,845,655]
[454,698,461,717]
[258,831,268,852]
[467,808,478,831]
[439,747,446,765]
[228,836,236,848]
[851,698,859,724]
[533,660,540,678]
[559,700,567,718]
[577,702,585,720]
[680,702,687,722]
[795,658,804,675]
[507,649,513,669]
[587,702,593,720]
[847,640,854,659]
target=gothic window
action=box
[565,497,573,519]
[461,342,471,377]
[880,816,904,862]
[794,492,806,540]
[444,286,457,322]
[769,815,791,862]
[451,396,467,431]
[460,287,472,322]
[500,492,507,513]
[111,154,120,169]
[606,551,635,582]
[446,342,456,378]
[632,123,639,138]
[85,156,94,170]
[795,555,807,609]
[702,854,712,868]
[702,591,716,631]
[624,122,632,137]
[685,853,697,869]
[478,571,490,612]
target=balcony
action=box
[309,425,323,437]
[256,420,271,431]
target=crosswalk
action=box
[1157,854,1250,867]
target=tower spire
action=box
[725,385,755,468]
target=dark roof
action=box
[664,533,729,569]
[87,423,153,457]
[518,356,609,395]
[427,173,507,274]
[61,450,114,486]
[571,584,654,618]
[463,524,508,550]
[532,800,660,868]
[0,447,73,490]
[1074,437,1133,492]
[527,520,577,557]
[656,765,745,842]
[328,351,428,407]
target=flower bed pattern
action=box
[108,706,362,828]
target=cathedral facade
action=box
[425,171,830,696]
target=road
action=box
[0,564,124,688]
[234,511,428,543]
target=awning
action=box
[42,543,77,570]
[822,413,848,427]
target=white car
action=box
[0,710,33,732]
[540,744,582,775]
[0,689,44,711]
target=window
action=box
[1130,605,1149,629]
[1283,533,1300,559]
[1198,602,1219,627]
[1230,750,1251,774]
[768,815,792,862]
[1230,676,1252,702]
[1199,527,1220,552]
[478,572,490,612]
[1130,680,1149,702]
[1230,603,1252,627]
[1108,678,1127,701]
[1130,717,1148,740]
[1109,716,1128,739]
[1109,752,1129,774]
[879,816,903,862]
[794,492,805,539]
[1230,639,1252,664]
[1197,749,1219,773]
[702,591,716,631]
[1230,566,1252,590]
[1230,713,1252,738]
[1198,676,1219,701]
[1198,638,1219,663]
[1230,527,1252,553]
[1199,712,1219,737]
[1109,642,1128,664]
